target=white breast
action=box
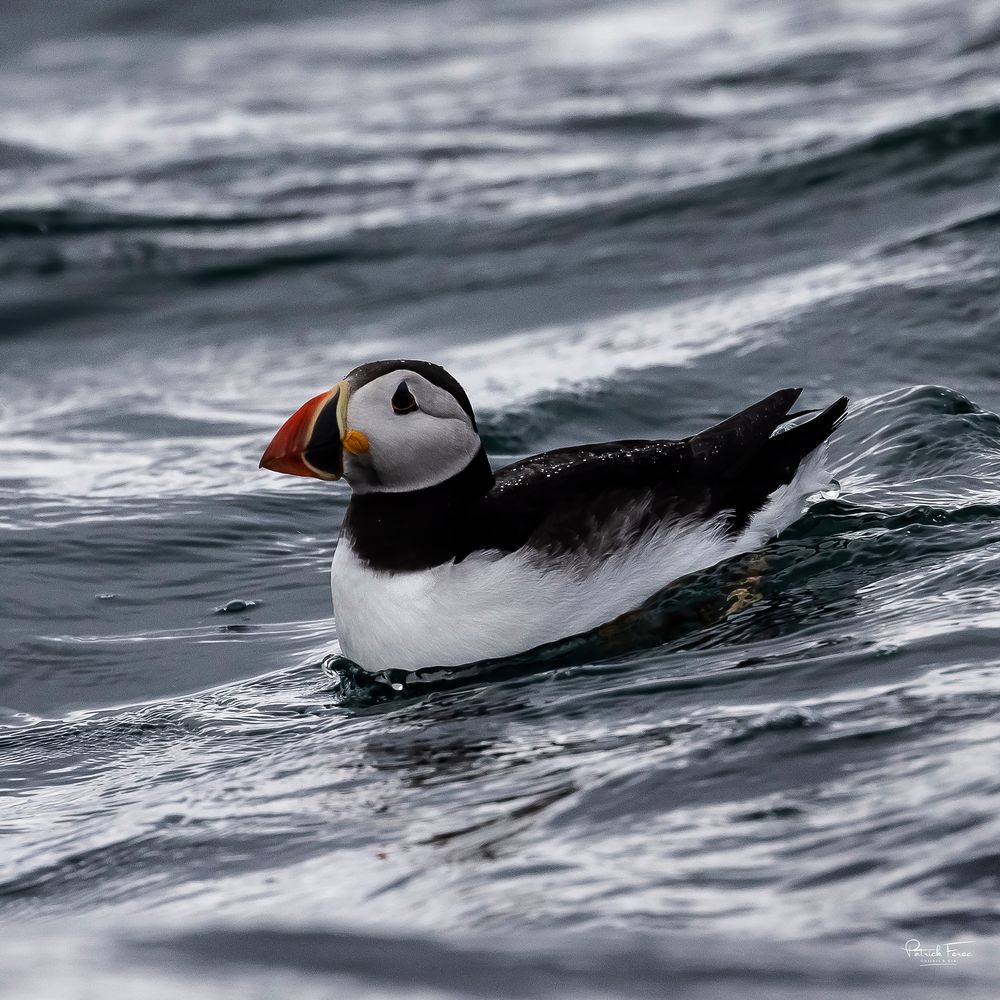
[331,449,830,673]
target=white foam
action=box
[440,252,974,409]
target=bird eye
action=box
[391,380,418,414]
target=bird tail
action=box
[734,395,848,522]
[710,394,848,531]
[766,396,849,478]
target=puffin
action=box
[260,360,848,673]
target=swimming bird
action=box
[260,361,847,673]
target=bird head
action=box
[259,360,483,494]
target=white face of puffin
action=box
[259,364,483,494]
[340,369,481,493]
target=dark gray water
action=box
[4,0,1000,995]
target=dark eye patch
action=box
[391,380,418,414]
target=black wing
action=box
[476,389,848,557]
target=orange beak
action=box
[260,383,361,480]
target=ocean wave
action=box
[0,206,315,238]
[0,140,66,168]
[6,0,1000,983]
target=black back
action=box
[342,389,849,572]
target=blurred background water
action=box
[3,0,1000,996]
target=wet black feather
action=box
[343,389,849,572]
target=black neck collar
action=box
[341,446,495,571]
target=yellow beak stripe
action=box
[334,380,370,455]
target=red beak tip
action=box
[260,387,341,480]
